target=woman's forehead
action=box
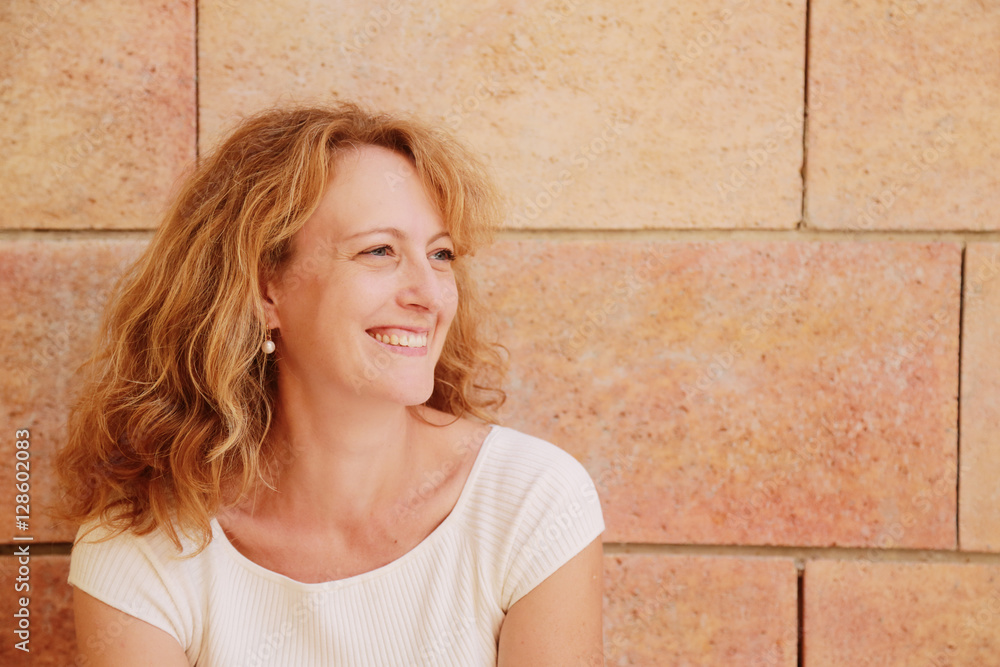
[294,145,446,246]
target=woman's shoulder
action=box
[470,424,601,514]
[484,425,595,480]
[72,517,216,574]
[470,425,606,610]
[69,518,211,656]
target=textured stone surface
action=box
[199,0,805,229]
[0,240,146,542]
[805,560,1000,666]
[477,240,960,547]
[960,244,1000,552]
[0,0,196,229]
[604,554,797,665]
[0,555,75,666]
[806,0,1000,230]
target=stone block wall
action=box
[2,1,999,664]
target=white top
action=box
[68,425,605,666]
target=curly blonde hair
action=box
[56,103,507,551]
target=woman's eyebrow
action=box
[344,226,405,241]
[344,227,452,244]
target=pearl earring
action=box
[262,329,275,355]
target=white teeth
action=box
[370,332,427,348]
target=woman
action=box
[58,103,605,666]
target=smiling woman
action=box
[55,103,605,666]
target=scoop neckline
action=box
[210,423,500,590]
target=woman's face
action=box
[265,144,458,407]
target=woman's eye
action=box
[364,245,392,257]
[431,249,456,262]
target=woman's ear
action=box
[260,270,283,330]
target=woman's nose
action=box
[398,255,455,312]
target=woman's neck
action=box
[243,386,442,531]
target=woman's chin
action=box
[371,381,436,409]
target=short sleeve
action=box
[500,443,605,610]
[68,522,196,651]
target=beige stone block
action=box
[806,0,1000,230]
[805,560,1000,666]
[0,556,74,666]
[199,0,805,229]
[0,1,196,229]
[0,240,146,542]
[960,243,1000,551]
[605,554,798,665]
[477,240,960,547]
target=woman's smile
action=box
[366,328,431,356]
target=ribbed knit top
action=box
[68,425,605,666]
